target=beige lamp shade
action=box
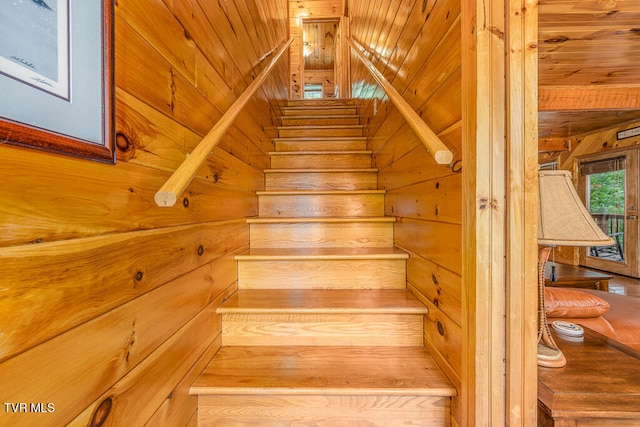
[538,170,614,247]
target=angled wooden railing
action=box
[155,38,294,207]
[347,38,453,166]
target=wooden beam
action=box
[154,38,293,207]
[539,86,640,111]
[539,137,571,152]
[347,38,454,166]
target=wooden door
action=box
[578,148,640,277]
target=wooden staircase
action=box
[191,99,455,426]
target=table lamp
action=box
[537,170,614,367]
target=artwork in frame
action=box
[0,0,115,163]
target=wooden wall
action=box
[348,0,463,423]
[304,70,336,97]
[289,0,343,98]
[0,0,289,425]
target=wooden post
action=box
[461,0,538,424]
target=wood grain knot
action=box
[544,36,569,44]
[115,132,132,152]
[135,271,144,281]
[437,321,445,336]
[89,397,112,427]
[198,245,205,256]
[432,274,439,285]
[183,197,190,208]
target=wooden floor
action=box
[579,266,640,298]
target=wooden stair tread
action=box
[278,125,364,130]
[257,190,385,196]
[281,114,359,119]
[191,346,455,396]
[247,216,395,224]
[273,137,367,142]
[218,289,428,314]
[269,150,372,156]
[235,247,409,260]
[264,168,378,173]
[286,99,356,106]
[283,105,356,111]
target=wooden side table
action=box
[544,262,612,291]
[538,327,640,426]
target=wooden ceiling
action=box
[538,0,640,139]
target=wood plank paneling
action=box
[386,174,463,225]
[0,0,288,425]
[394,219,462,276]
[0,220,248,362]
[407,252,463,327]
[0,259,235,426]
[143,338,221,426]
[0,146,257,246]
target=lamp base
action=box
[537,342,567,368]
[537,246,567,368]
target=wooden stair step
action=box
[191,346,454,395]
[274,136,367,151]
[270,151,372,169]
[218,289,427,346]
[264,168,378,191]
[236,248,408,290]
[286,99,356,107]
[191,346,454,426]
[247,217,395,248]
[235,246,409,260]
[218,289,428,314]
[280,115,360,126]
[282,106,357,116]
[278,125,363,138]
[257,190,385,217]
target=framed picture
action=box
[0,0,115,163]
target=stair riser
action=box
[281,117,360,126]
[221,313,425,346]
[249,222,394,248]
[286,99,356,107]
[270,153,371,169]
[258,194,385,217]
[197,395,450,427]
[278,127,363,138]
[265,171,377,191]
[237,259,407,289]
[275,138,367,151]
[282,107,357,116]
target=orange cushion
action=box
[544,287,610,318]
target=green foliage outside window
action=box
[588,170,625,215]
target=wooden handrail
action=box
[155,38,294,207]
[347,38,453,166]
